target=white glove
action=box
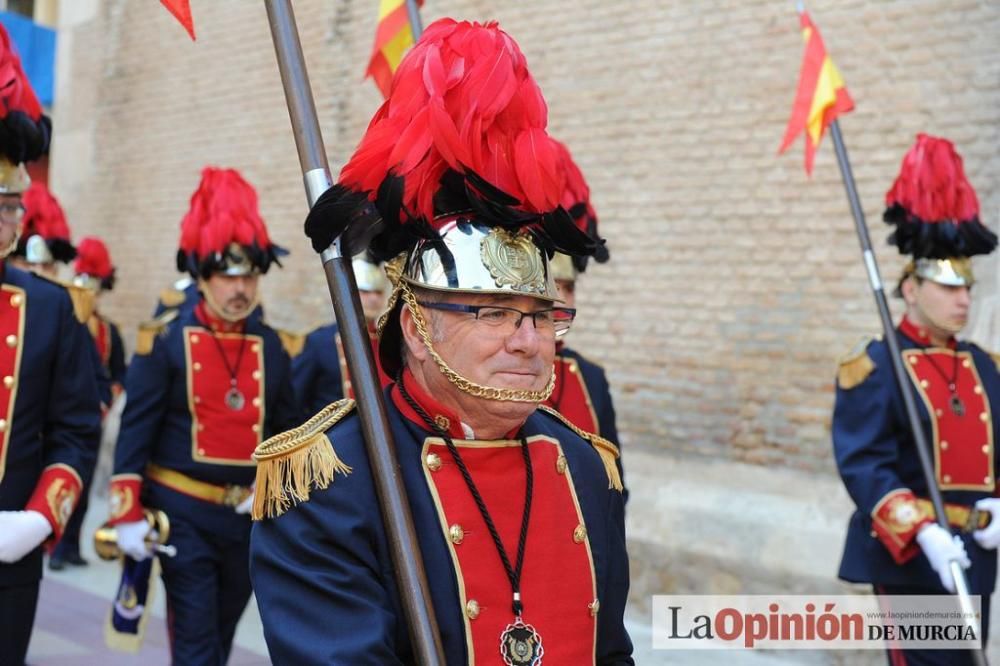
[0,511,52,563]
[916,523,971,593]
[116,520,154,561]
[234,490,254,515]
[973,498,1000,550]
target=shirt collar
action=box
[899,315,956,349]
[194,300,246,333]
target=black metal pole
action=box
[829,119,987,663]
[262,2,444,663]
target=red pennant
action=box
[160,0,196,41]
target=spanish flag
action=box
[159,0,196,41]
[778,11,854,175]
[365,0,423,98]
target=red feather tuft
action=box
[178,167,272,257]
[885,134,980,224]
[22,183,70,241]
[554,139,597,232]
[0,25,41,121]
[337,19,558,229]
[74,237,114,279]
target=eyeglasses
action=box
[0,203,24,225]
[417,301,576,338]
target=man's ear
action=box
[400,303,429,362]
[900,276,919,306]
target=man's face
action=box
[905,278,971,335]
[0,193,22,254]
[203,273,259,320]
[359,289,385,323]
[555,279,576,309]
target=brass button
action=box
[983,445,990,454]
[434,415,451,431]
[252,397,261,407]
[10,294,22,307]
[191,334,200,344]
[5,334,16,348]
[556,455,568,474]
[573,525,587,543]
[908,356,918,365]
[344,380,352,390]
[940,440,949,451]
[568,364,578,373]
[193,362,202,371]
[251,424,260,433]
[935,409,943,418]
[193,395,201,404]
[870,530,878,538]
[197,423,205,431]
[0,419,7,432]
[3,375,14,389]
[974,386,983,395]
[589,598,600,616]
[426,453,442,472]
[252,343,260,353]
[197,448,205,455]
[986,476,993,485]
[466,599,480,620]
[981,412,989,423]
[449,524,464,544]
[252,370,261,380]
[963,359,971,368]
[943,474,952,483]
[919,379,929,388]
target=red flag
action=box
[778,11,854,175]
[160,0,196,41]
[365,0,423,98]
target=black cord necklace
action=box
[920,347,965,417]
[397,373,544,666]
[208,324,249,411]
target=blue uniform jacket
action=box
[251,388,634,665]
[291,322,344,419]
[112,304,299,538]
[0,265,102,586]
[834,326,1000,594]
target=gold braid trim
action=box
[538,405,623,493]
[251,399,355,520]
[397,280,555,403]
[837,336,878,390]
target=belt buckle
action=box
[965,507,983,533]
[222,485,249,508]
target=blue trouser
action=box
[0,581,39,666]
[160,514,252,666]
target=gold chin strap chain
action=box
[397,280,555,404]
[0,231,20,259]
[198,279,261,324]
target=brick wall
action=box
[50,0,999,473]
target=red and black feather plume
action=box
[18,182,75,262]
[0,24,49,165]
[75,236,116,290]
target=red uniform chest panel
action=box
[88,315,111,369]
[422,435,596,664]
[0,285,25,483]
[904,349,994,491]
[184,327,264,466]
[544,356,599,435]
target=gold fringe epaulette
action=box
[158,287,187,309]
[252,399,356,520]
[538,405,623,493]
[135,309,179,356]
[837,335,879,390]
[275,328,306,359]
[32,273,95,323]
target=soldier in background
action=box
[49,237,126,571]
[0,25,102,665]
[292,254,388,416]
[833,134,1000,665]
[105,167,299,662]
[9,181,76,278]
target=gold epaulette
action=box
[989,350,1000,374]
[252,399,356,520]
[274,328,307,359]
[837,335,879,390]
[32,273,94,324]
[537,405,623,493]
[158,287,187,309]
[135,309,179,356]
